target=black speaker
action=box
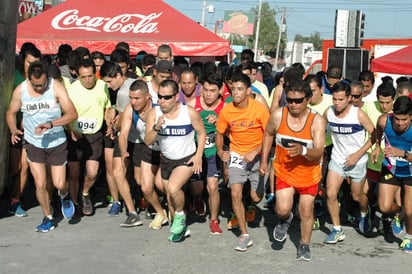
[327,48,369,82]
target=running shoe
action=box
[107,201,122,217]
[297,243,311,261]
[210,220,222,235]
[324,228,345,244]
[227,213,239,230]
[61,194,75,219]
[273,213,293,242]
[400,238,412,253]
[120,212,143,227]
[264,193,275,208]
[234,234,253,252]
[359,206,371,234]
[170,213,186,234]
[168,227,191,242]
[9,201,28,217]
[392,213,403,235]
[82,195,93,216]
[149,210,168,230]
[313,217,320,230]
[35,217,55,232]
[246,205,256,223]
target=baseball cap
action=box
[155,60,173,73]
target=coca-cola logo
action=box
[51,9,161,33]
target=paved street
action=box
[0,184,411,274]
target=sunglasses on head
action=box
[158,94,175,100]
[351,94,362,99]
[286,97,305,104]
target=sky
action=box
[163,0,412,41]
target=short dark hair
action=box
[231,71,251,88]
[115,42,130,54]
[100,61,122,78]
[283,67,302,88]
[204,72,223,89]
[91,51,105,61]
[396,76,409,86]
[396,82,412,95]
[332,81,351,96]
[47,64,61,80]
[291,63,305,77]
[304,74,322,88]
[327,65,342,79]
[110,49,130,64]
[68,50,81,71]
[159,79,179,95]
[24,47,41,61]
[142,54,156,67]
[285,79,312,98]
[28,61,48,80]
[358,70,375,84]
[130,79,149,94]
[180,68,197,79]
[57,44,72,66]
[393,96,412,115]
[77,58,96,75]
[74,46,91,59]
[157,44,172,56]
[241,49,254,62]
[239,62,252,73]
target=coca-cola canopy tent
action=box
[371,46,412,75]
[16,0,230,56]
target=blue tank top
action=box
[383,114,412,177]
[21,78,66,148]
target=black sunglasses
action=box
[158,94,175,100]
[286,97,305,104]
[30,80,48,89]
[351,94,362,99]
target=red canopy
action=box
[16,0,230,56]
[371,45,412,75]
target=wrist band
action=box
[48,121,53,128]
[153,124,160,132]
[301,146,307,156]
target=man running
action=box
[7,61,78,232]
[145,79,206,242]
[260,79,326,261]
[372,96,412,253]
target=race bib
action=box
[229,151,246,170]
[205,132,216,149]
[76,117,97,134]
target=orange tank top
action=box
[273,107,321,188]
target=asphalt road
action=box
[0,184,411,274]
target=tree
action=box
[248,2,286,56]
[295,32,323,51]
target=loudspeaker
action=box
[327,48,369,82]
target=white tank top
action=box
[327,105,367,164]
[155,103,196,160]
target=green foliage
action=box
[249,2,286,56]
[294,32,323,51]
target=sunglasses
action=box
[351,94,362,99]
[286,97,305,104]
[30,80,48,90]
[158,94,175,100]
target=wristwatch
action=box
[152,124,160,132]
[403,150,409,159]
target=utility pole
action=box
[253,0,262,62]
[201,0,206,26]
[0,0,18,195]
[274,8,286,71]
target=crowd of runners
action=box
[4,41,412,261]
